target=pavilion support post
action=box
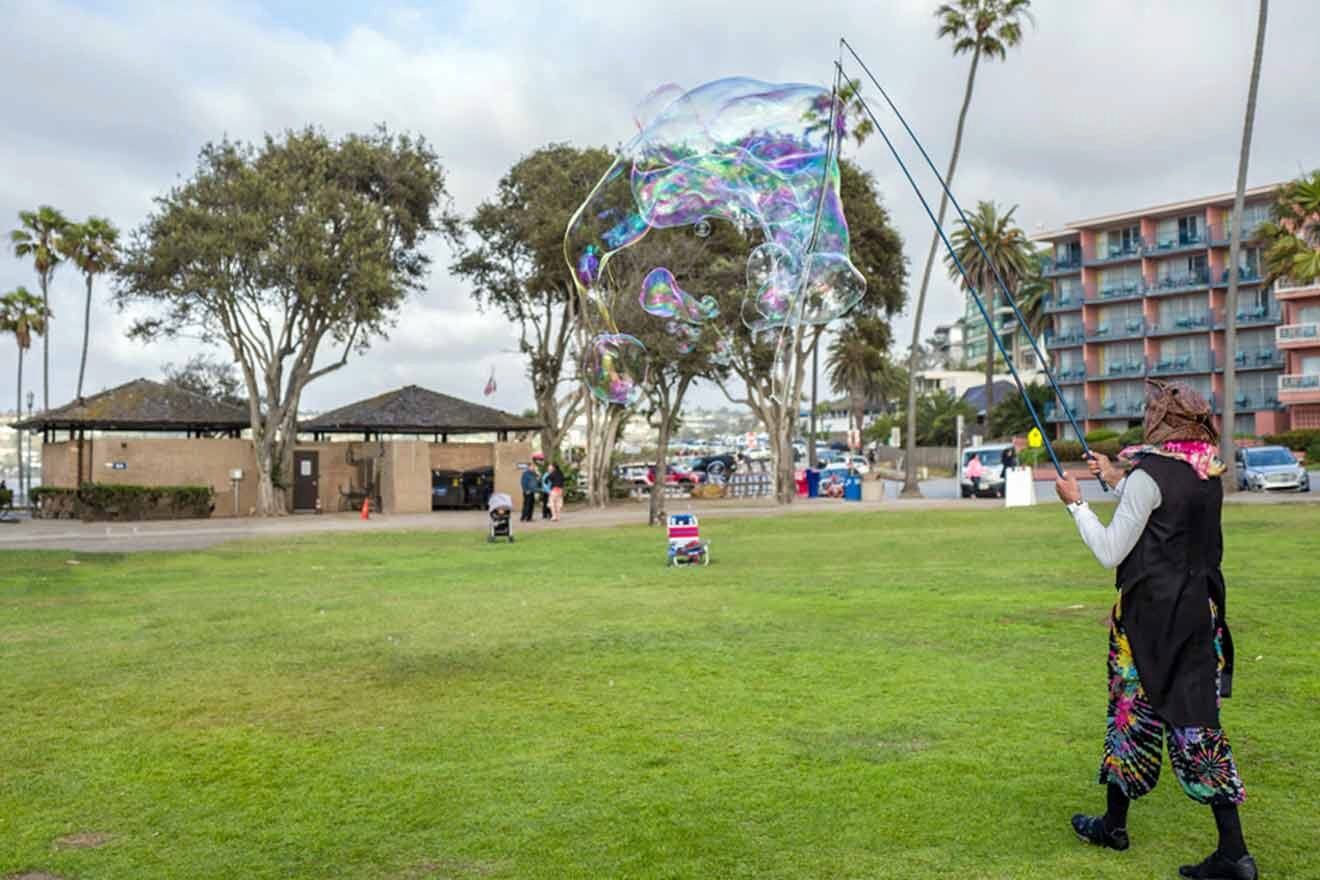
[76,430,84,486]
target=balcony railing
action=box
[1045,402,1088,422]
[1084,242,1144,267]
[1211,266,1263,287]
[1148,311,1213,336]
[1277,323,1320,345]
[1213,306,1282,329]
[1085,318,1146,342]
[1275,277,1320,296]
[1043,255,1083,277]
[1208,222,1266,246]
[1149,268,1211,296]
[1090,360,1148,381]
[1228,393,1286,411]
[1144,233,1208,256]
[1054,366,1087,384]
[1222,348,1285,370]
[1280,373,1320,392]
[1086,280,1147,302]
[1045,329,1086,348]
[1043,292,1084,313]
[1148,353,1214,376]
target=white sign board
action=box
[1004,466,1036,508]
[889,427,901,447]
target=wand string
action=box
[839,39,1098,488]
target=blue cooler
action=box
[844,474,862,501]
[806,469,821,498]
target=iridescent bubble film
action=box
[585,334,648,406]
[566,77,865,405]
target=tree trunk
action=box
[773,398,797,504]
[649,412,673,527]
[16,348,24,501]
[40,272,50,412]
[583,400,621,509]
[77,274,93,400]
[808,344,818,468]
[1222,0,1269,492]
[253,439,282,516]
[902,46,982,497]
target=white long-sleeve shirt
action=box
[1066,469,1163,569]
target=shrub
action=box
[1050,440,1084,461]
[1118,426,1145,447]
[1085,429,1119,443]
[32,484,213,521]
[1263,429,1320,450]
[1307,440,1320,466]
[1089,438,1122,458]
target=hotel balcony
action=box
[1221,347,1285,371]
[1045,402,1088,422]
[1147,311,1213,337]
[1148,352,1214,377]
[1279,373,1320,404]
[1083,241,1143,267]
[1094,398,1147,418]
[1276,322,1320,349]
[1045,329,1086,348]
[1227,392,1286,412]
[1085,280,1147,303]
[1054,366,1087,384]
[1043,255,1082,277]
[1210,266,1264,287]
[1274,277,1320,301]
[1085,318,1146,342]
[1089,360,1147,381]
[1144,232,1208,257]
[1208,222,1266,247]
[1212,306,1282,329]
[1148,267,1211,297]
[1043,292,1084,313]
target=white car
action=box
[848,455,870,475]
[960,443,1014,498]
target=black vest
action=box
[1116,454,1232,728]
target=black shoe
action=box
[1179,851,1258,879]
[1071,814,1129,851]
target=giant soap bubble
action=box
[566,77,866,405]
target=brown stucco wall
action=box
[428,443,493,472]
[383,440,432,514]
[494,441,533,500]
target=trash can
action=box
[806,468,822,498]
[844,473,863,501]
[431,470,463,509]
[461,467,495,509]
[795,470,808,497]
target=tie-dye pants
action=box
[1098,601,1246,805]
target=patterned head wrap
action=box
[1143,379,1219,445]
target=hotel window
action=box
[1158,336,1210,364]
[1184,375,1213,399]
[1178,214,1202,243]
[1156,218,1178,246]
[1237,286,1273,314]
[1235,372,1274,404]
[1100,341,1143,371]
[1056,240,1081,265]
[1299,305,1320,324]
[1157,254,1207,281]
[1099,264,1142,290]
[1058,277,1082,300]
[1237,328,1273,354]
[1057,314,1083,335]
[1158,293,1208,324]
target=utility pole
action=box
[25,390,34,505]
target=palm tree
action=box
[827,316,890,441]
[1259,170,1320,283]
[945,201,1034,429]
[902,0,1034,497]
[1,287,50,500]
[1222,0,1269,492]
[58,217,120,400]
[10,205,70,410]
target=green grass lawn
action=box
[2,505,1318,879]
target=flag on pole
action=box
[483,368,497,397]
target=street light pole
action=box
[25,390,33,506]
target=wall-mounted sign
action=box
[107,461,127,470]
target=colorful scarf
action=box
[1119,440,1225,481]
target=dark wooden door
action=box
[293,451,319,511]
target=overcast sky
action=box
[1,0,1316,417]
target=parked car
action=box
[692,453,738,478]
[616,462,651,485]
[960,443,1014,498]
[848,455,870,476]
[646,463,703,488]
[1236,446,1310,492]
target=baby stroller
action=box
[666,513,709,566]
[487,493,514,543]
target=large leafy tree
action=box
[714,159,907,503]
[448,144,613,460]
[10,205,71,410]
[988,380,1051,438]
[944,201,1034,429]
[58,216,120,400]
[1,287,49,499]
[162,353,245,409]
[1222,0,1269,491]
[116,127,453,515]
[901,0,1034,496]
[1260,170,1320,283]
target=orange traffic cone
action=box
[360,497,370,520]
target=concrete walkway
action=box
[1,484,1313,554]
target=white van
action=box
[960,443,1016,498]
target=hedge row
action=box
[31,484,213,521]
[1263,429,1320,450]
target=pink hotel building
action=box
[1037,183,1320,439]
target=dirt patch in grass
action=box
[399,858,501,878]
[53,831,114,849]
[787,729,932,765]
[6,872,68,880]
